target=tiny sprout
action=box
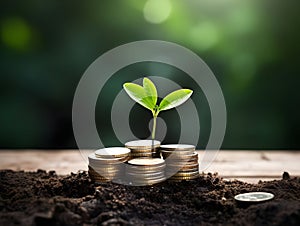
[123,77,193,140]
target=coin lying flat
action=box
[160,144,195,151]
[130,152,157,157]
[160,144,196,159]
[168,174,199,181]
[88,147,130,183]
[234,192,274,203]
[95,147,131,158]
[127,172,165,180]
[89,169,122,177]
[88,148,129,183]
[89,169,122,176]
[125,140,160,149]
[89,164,123,170]
[161,150,195,157]
[160,144,199,181]
[128,158,165,166]
[127,164,165,172]
[88,153,129,164]
[130,148,159,153]
[130,177,166,186]
[165,151,198,159]
[126,140,161,161]
[166,163,199,169]
[165,160,199,165]
[165,160,198,167]
[88,171,112,181]
[126,157,166,185]
[170,171,199,177]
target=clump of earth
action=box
[0,170,299,226]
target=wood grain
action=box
[0,150,299,183]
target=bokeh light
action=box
[189,21,221,51]
[1,17,33,51]
[0,0,299,149]
[143,0,172,24]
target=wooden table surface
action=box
[0,150,299,183]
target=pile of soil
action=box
[0,170,299,226]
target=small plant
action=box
[123,77,193,140]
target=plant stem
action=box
[151,115,157,140]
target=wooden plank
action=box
[0,150,299,183]
[202,150,300,176]
[199,150,300,182]
[0,150,87,175]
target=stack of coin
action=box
[160,144,199,181]
[88,147,130,183]
[126,158,166,185]
[125,140,160,158]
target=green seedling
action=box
[123,77,193,140]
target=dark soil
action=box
[0,170,299,226]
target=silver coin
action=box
[128,172,165,180]
[130,152,157,157]
[129,176,167,185]
[126,165,166,174]
[95,147,130,157]
[234,192,274,202]
[161,150,195,155]
[164,152,198,164]
[128,158,165,166]
[125,140,160,149]
[168,174,199,181]
[130,148,159,153]
[88,153,129,164]
[160,144,195,151]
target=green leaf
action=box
[159,89,193,111]
[123,83,155,111]
[143,77,157,107]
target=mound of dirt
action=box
[0,170,299,226]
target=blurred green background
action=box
[0,0,299,149]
